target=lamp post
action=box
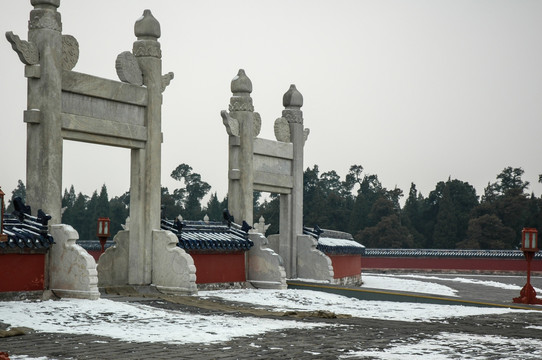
[0,187,7,242]
[513,228,542,305]
[97,217,111,254]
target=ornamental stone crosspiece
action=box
[161,72,174,93]
[62,34,79,70]
[7,0,80,70]
[221,110,239,136]
[5,32,39,65]
[116,51,143,86]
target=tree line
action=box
[5,165,541,250]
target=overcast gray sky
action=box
[2,0,542,206]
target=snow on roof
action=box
[318,237,365,248]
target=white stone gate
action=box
[222,70,332,280]
[8,0,195,294]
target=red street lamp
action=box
[96,217,111,254]
[513,228,542,305]
[0,187,7,242]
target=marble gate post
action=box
[25,0,63,224]
[129,10,163,285]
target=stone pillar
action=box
[129,10,163,285]
[26,0,63,224]
[279,193,292,276]
[283,85,304,278]
[227,70,255,226]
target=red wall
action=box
[0,254,45,291]
[190,252,246,284]
[88,250,101,262]
[328,254,362,278]
[362,257,542,272]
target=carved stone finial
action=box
[282,84,304,125]
[252,215,271,235]
[31,0,60,8]
[283,84,303,109]
[231,69,252,95]
[134,9,161,40]
[6,32,39,65]
[133,10,162,58]
[228,69,254,112]
[203,214,209,224]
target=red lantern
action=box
[514,227,542,305]
[521,228,538,252]
[97,217,111,253]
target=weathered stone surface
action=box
[49,224,100,300]
[160,71,174,92]
[274,116,290,142]
[115,51,143,85]
[61,34,79,70]
[134,9,161,39]
[152,230,197,295]
[221,110,239,136]
[97,230,130,287]
[5,32,39,65]
[247,233,286,290]
[296,235,334,282]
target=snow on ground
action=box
[374,273,542,293]
[0,273,539,353]
[360,274,458,296]
[199,288,526,322]
[339,332,542,360]
[0,298,325,345]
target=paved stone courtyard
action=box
[1,274,542,359]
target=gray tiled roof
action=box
[364,248,542,259]
[1,212,54,252]
[303,226,365,255]
[161,219,254,253]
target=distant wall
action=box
[363,249,542,273]
[362,257,542,272]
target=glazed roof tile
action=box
[1,211,54,252]
[161,219,254,253]
[364,248,542,259]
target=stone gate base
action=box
[97,229,197,295]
